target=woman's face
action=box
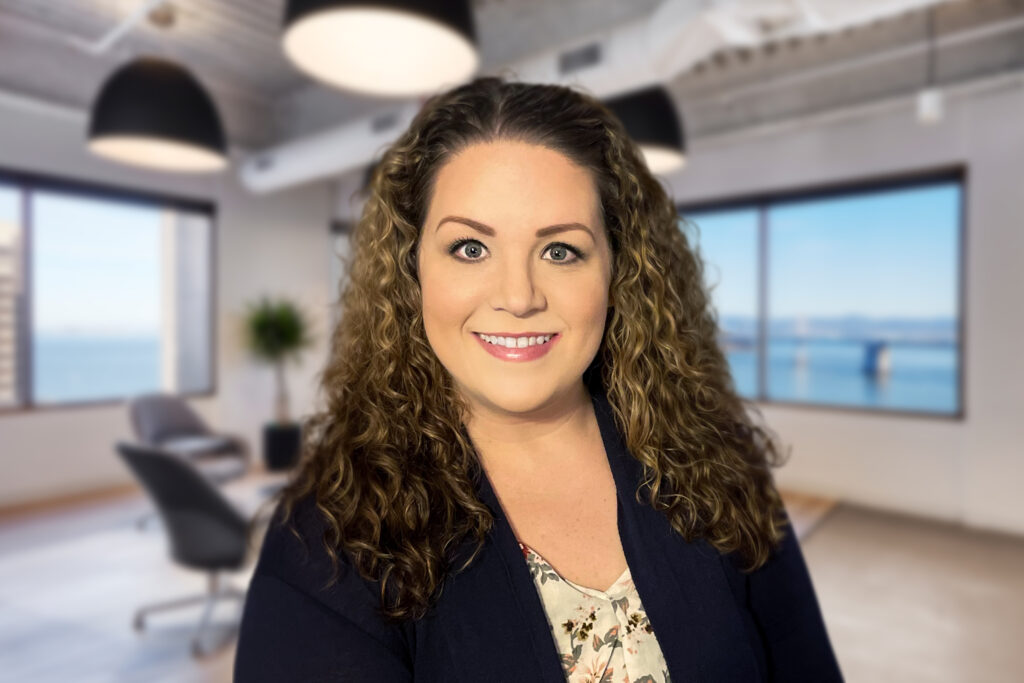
[417,140,613,418]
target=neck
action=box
[462,380,598,477]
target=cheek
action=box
[552,273,609,330]
[419,260,481,339]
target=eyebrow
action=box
[435,215,594,240]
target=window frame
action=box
[676,164,967,421]
[0,165,218,416]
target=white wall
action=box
[0,94,335,505]
[666,75,1024,536]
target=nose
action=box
[491,255,546,316]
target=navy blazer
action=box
[234,386,844,682]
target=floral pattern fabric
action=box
[518,539,672,683]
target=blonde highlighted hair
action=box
[258,75,790,623]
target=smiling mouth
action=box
[473,332,558,348]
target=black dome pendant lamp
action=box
[87,57,228,173]
[282,0,479,97]
[605,85,687,175]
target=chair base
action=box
[136,508,160,531]
[132,571,246,658]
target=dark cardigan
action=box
[234,386,844,682]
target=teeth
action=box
[479,333,553,348]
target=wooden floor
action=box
[1,476,1021,682]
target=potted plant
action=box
[242,295,315,471]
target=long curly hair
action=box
[256,74,790,624]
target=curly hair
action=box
[254,74,791,625]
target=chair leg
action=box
[131,570,246,659]
[190,572,246,659]
[133,593,209,631]
[135,508,159,531]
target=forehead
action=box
[428,140,601,227]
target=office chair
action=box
[128,393,251,529]
[116,441,255,658]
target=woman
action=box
[234,75,843,682]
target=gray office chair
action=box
[128,393,251,529]
[116,441,256,658]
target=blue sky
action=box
[30,190,162,336]
[683,182,960,319]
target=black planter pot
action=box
[262,422,302,471]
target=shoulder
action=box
[253,492,344,588]
[255,492,396,631]
[718,513,844,681]
[235,492,413,681]
[718,513,812,602]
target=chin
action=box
[457,376,536,403]
[473,378,581,413]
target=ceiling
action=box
[0,0,1020,150]
[671,0,1024,137]
[0,0,664,147]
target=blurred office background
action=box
[0,0,1022,681]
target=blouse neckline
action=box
[518,540,632,599]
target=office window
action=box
[0,175,214,411]
[682,173,963,417]
[679,208,760,397]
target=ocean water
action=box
[28,335,959,415]
[32,335,162,404]
[726,338,959,414]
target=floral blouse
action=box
[518,539,672,683]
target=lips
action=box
[472,332,560,362]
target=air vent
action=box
[559,42,602,75]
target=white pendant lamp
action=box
[282,0,479,97]
[87,57,228,173]
[604,85,687,175]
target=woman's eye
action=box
[543,243,583,263]
[447,238,584,264]
[450,239,487,260]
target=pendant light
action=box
[88,57,228,173]
[281,0,479,97]
[604,85,687,175]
